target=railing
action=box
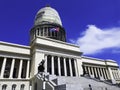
[36,72,57,90]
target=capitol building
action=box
[0,6,120,90]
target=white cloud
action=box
[70,25,120,55]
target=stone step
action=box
[48,76,120,90]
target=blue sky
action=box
[0,0,120,65]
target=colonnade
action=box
[30,26,66,42]
[31,27,59,40]
[111,69,120,80]
[83,65,111,80]
[36,27,58,37]
[0,57,30,79]
[44,55,78,77]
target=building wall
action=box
[0,41,31,90]
[30,37,82,77]
[0,80,30,90]
[82,57,120,84]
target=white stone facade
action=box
[0,36,120,90]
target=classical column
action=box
[0,57,7,78]
[116,70,119,79]
[116,70,120,80]
[116,71,118,79]
[9,58,15,78]
[97,68,101,78]
[76,58,83,76]
[103,68,107,80]
[26,60,30,79]
[115,70,117,79]
[46,27,48,37]
[51,56,54,75]
[94,67,98,78]
[36,29,39,36]
[44,55,47,73]
[117,69,120,80]
[108,67,116,84]
[91,67,94,78]
[69,59,73,76]
[99,68,103,78]
[74,60,78,76]
[39,28,41,36]
[112,70,115,79]
[105,69,110,80]
[18,59,23,78]
[88,67,91,76]
[58,57,61,76]
[63,58,67,76]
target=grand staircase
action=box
[36,73,120,90]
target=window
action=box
[20,84,25,90]
[2,84,7,90]
[12,84,16,90]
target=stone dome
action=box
[34,6,62,26]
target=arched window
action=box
[2,84,7,90]
[20,84,25,90]
[12,84,16,90]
